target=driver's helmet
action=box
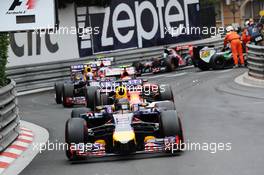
[84,66,93,74]
[115,98,130,111]
[115,86,128,99]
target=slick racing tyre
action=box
[210,55,225,70]
[170,57,179,69]
[160,110,184,152]
[96,93,110,106]
[65,118,88,160]
[62,84,74,107]
[159,84,174,101]
[133,61,143,76]
[55,82,63,104]
[86,86,99,111]
[71,108,91,118]
[184,55,193,66]
[197,60,210,71]
[164,59,173,72]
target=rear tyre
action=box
[96,93,110,106]
[62,84,74,108]
[197,60,210,71]
[170,57,179,69]
[55,82,63,104]
[184,55,192,66]
[86,86,99,111]
[65,118,88,160]
[159,84,174,101]
[164,60,173,72]
[133,62,142,76]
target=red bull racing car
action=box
[54,58,113,107]
[65,80,184,161]
[55,60,137,108]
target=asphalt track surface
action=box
[19,68,264,175]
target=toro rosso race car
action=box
[133,45,193,75]
[65,82,184,161]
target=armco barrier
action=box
[7,36,223,93]
[247,44,264,79]
[0,79,20,152]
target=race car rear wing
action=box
[86,57,114,67]
[105,67,136,77]
[71,64,85,73]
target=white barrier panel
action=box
[7,4,79,67]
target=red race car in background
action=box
[133,45,194,75]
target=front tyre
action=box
[160,110,184,153]
[210,55,225,70]
[159,84,174,101]
[55,82,63,104]
[62,84,74,108]
[65,118,88,160]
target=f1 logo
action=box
[9,0,35,11]
[9,0,22,11]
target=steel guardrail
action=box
[6,36,223,92]
[247,44,264,79]
[0,79,20,152]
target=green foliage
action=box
[0,33,9,87]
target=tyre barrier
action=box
[247,44,264,79]
[6,37,223,93]
[0,79,20,152]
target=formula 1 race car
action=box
[192,46,235,71]
[85,77,174,111]
[65,83,184,161]
[54,64,91,107]
[55,61,137,108]
[133,46,193,75]
[54,58,113,107]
